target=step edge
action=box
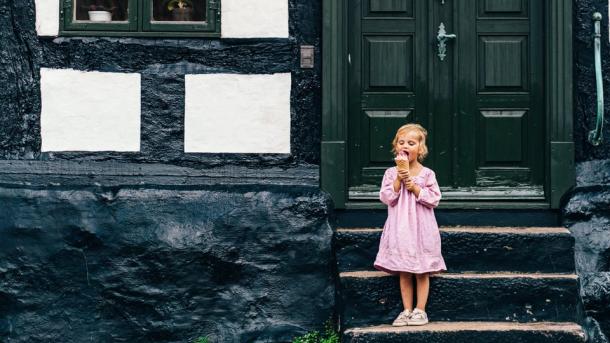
[344,321,584,335]
[337,227,571,234]
[339,271,578,279]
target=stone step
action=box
[335,227,575,273]
[339,271,578,328]
[343,322,585,343]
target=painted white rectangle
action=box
[185,73,291,154]
[221,0,289,38]
[35,0,60,36]
[40,68,141,152]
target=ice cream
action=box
[394,150,410,171]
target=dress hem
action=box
[373,263,447,276]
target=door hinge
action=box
[209,0,219,10]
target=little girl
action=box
[373,123,446,326]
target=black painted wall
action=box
[1,0,610,342]
[0,181,335,342]
[0,1,331,342]
[0,0,322,167]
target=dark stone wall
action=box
[563,160,610,343]
[0,0,322,167]
[0,0,40,159]
[0,180,334,343]
[570,1,610,342]
[0,1,331,342]
[2,0,610,341]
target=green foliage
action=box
[292,320,340,343]
[166,0,193,10]
[193,337,209,343]
[292,331,321,343]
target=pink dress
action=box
[373,166,447,274]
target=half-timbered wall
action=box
[0,0,609,342]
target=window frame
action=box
[60,0,221,37]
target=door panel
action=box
[365,36,413,89]
[480,110,526,162]
[348,0,545,201]
[457,0,544,193]
[480,0,527,16]
[368,110,412,163]
[348,0,426,188]
[479,36,528,90]
[368,0,411,14]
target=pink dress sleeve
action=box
[416,169,441,208]
[379,168,400,207]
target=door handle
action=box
[437,22,456,61]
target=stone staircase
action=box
[334,226,586,342]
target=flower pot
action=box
[171,8,193,21]
[88,11,112,22]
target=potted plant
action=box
[87,2,115,22]
[166,0,193,21]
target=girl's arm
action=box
[379,168,401,206]
[416,170,442,208]
[393,178,402,193]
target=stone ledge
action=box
[343,321,585,343]
[345,321,584,333]
[340,271,578,279]
[339,271,578,326]
[337,227,571,234]
[335,228,575,273]
[0,160,319,188]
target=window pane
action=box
[151,0,207,22]
[74,0,129,22]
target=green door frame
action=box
[321,0,575,210]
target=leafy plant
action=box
[87,0,116,11]
[166,0,193,11]
[193,337,209,343]
[292,320,340,343]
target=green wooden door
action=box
[348,0,546,204]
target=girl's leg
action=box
[399,272,414,311]
[414,272,430,311]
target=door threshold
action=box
[345,200,551,210]
[349,186,545,202]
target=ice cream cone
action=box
[395,159,409,171]
[394,151,410,172]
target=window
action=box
[61,0,220,37]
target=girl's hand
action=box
[397,168,409,181]
[404,177,416,192]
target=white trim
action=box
[35,0,60,37]
[221,0,289,38]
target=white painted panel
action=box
[40,68,141,152]
[35,0,60,36]
[221,0,289,38]
[185,73,291,153]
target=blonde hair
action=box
[391,123,429,162]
